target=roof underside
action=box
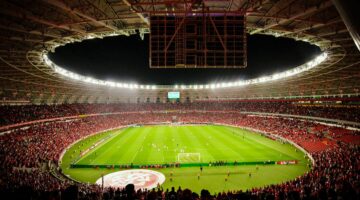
[0,0,359,104]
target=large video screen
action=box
[168,91,180,99]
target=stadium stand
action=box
[0,108,359,199]
[1,100,360,126]
[0,0,359,199]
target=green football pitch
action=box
[61,124,311,193]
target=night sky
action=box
[48,34,321,85]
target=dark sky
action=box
[48,34,321,85]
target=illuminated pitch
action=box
[61,125,310,193]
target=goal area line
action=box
[177,153,201,163]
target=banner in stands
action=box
[276,160,298,165]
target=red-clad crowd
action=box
[0,110,359,199]
[1,101,359,126]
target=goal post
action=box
[177,153,201,163]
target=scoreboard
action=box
[168,91,180,99]
[150,15,247,68]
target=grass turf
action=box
[61,125,310,193]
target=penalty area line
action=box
[75,130,124,164]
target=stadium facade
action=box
[0,1,359,199]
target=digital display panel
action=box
[168,91,180,99]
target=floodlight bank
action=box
[42,48,327,90]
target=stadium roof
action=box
[0,0,359,104]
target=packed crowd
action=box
[0,111,359,199]
[1,100,359,126]
[234,116,336,153]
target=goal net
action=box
[177,153,201,163]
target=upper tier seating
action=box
[1,101,359,126]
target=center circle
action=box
[95,169,166,190]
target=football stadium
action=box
[0,0,359,199]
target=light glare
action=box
[43,52,327,90]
